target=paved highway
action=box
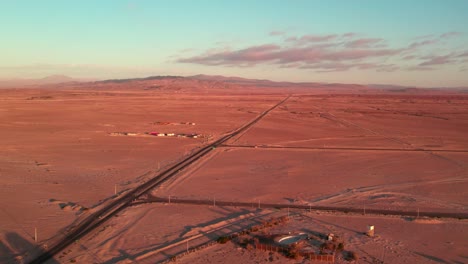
[29,95,290,264]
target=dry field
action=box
[156,94,468,213]
[0,81,467,263]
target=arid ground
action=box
[0,77,467,263]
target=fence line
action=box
[137,195,468,220]
[255,243,335,262]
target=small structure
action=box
[366,225,375,237]
[274,232,308,246]
[327,233,335,241]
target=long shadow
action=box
[301,214,362,234]
[0,241,16,264]
[415,252,450,264]
[179,207,251,238]
[102,206,264,263]
[2,232,59,264]
[299,228,327,247]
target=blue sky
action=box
[1,0,467,86]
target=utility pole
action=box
[34,227,37,242]
[382,245,386,263]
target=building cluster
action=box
[153,121,196,126]
[148,132,200,138]
[109,132,201,138]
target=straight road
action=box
[30,95,291,264]
[220,144,468,153]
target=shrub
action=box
[250,226,259,232]
[217,236,231,244]
[246,243,254,251]
[285,248,300,259]
[346,251,358,261]
[238,238,251,247]
[337,242,345,251]
[320,242,335,251]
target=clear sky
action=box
[1,0,467,87]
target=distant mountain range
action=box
[1,74,466,92]
[0,75,97,87]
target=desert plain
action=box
[0,77,467,263]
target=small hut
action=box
[366,225,375,237]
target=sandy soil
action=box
[0,88,274,263]
[53,204,283,263]
[155,93,468,213]
[0,80,467,263]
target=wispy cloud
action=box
[419,55,454,66]
[269,31,285,36]
[440,31,462,38]
[345,38,384,48]
[342,32,358,38]
[408,39,440,49]
[286,34,338,44]
[177,31,467,72]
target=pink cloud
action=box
[178,42,403,72]
[286,34,338,45]
[408,66,435,71]
[177,31,467,73]
[345,38,383,48]
[402,55,416,60]
[419,55,454,66]
[178,44,281,66]
[269,31,285,36]
[440,31,462,38]
[414,34,434,40]
[457,51,468,57]
[298,62,398,73]
[408,39,439,49]
[342,32,358,38]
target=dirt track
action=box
[138,196,468,220]
[220,144,468,153]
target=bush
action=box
[285,248,300,259]
[345,251,358,261]
[337,242,345,251]
[246,243,254,251]
[250,226,259,232]
[217,236,231,244]
[238,238,251,247]
[320,242,336,252]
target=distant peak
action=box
[41,75,74,81]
